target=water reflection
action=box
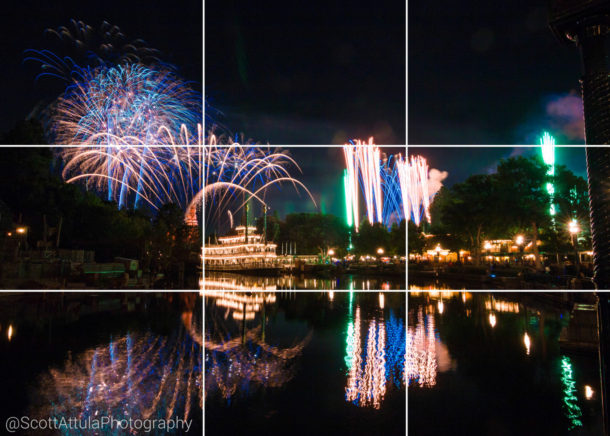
[408,281,467,291]
[344,299,406,409]
[206,292,405,407]
[205,292,406,436]
[561,355,583,430]
[206,290,277,320]
[205,291,312,400]
[407,306,452,388]
[28,302,202,434]
[409,292,603,434]
[204,271,404,290]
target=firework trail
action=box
[406,156,430,226]
[206,131,260,146]
[50,64,201,145]
[344,138,405,230]
[205,146,316,234]
[24,19,163,83]
[406,156,447,226]
[61,145,202,212]
[397,156,408,224]
[343,139,382,230]
[381,153,407,228]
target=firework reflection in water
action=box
[29,308,202,434]
[205,291,312,400]
[345,304,406,409]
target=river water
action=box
[205,271,405,290]
[0,293,202,435]
[408,292,603,435]
[205,291,406,436]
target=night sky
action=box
[210,146,405,232]
[408,147,587,187]
[409,1,595,145]
[0,0,202,134]
[205,0,406,145]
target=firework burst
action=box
[205,146,315,233]
[60,145,202,212]
[406,155,448,226]
[49,64,201,145]
[381,153,407,227]
[24,19,163,84]
[343,138,405,230]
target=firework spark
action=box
[205,146,315,233]
[50,64,201,145]
[406,156,446,226]
[61,145,202,213]
[24,19,163,84]
[344,138,405,230]
[344,138,382,230]
[381,153,407,227]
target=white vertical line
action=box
[405,1,408,432]
[201,0,206,433]
[405,0,408,147]
[405,290,409,436]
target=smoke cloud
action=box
[545,91,585,141]
[428,169,448,197]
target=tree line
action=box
[409,155,590,269]
[0,148,201,272]
[251,212,406,258]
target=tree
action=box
[0,119,46,145]
[389,220,406,256]
[353,219,390,256]
[281,213,349,256]
[433,175,501,266]
[408,220,424,254]
[495,156,550,271]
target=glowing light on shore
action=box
[585,385,594,400]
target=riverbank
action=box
[409,264,594,290]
